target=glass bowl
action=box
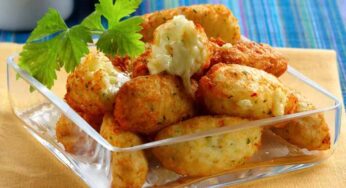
[6,54,342,188]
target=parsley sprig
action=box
[19,0,144,89]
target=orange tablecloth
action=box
[0,43,345,187]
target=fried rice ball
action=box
[65,51,130,116]
[141,4,241,44]
[114,74,196,134]
[152,116,262,177]
[271,92,330,150]
[198,64,297,119]
[209,38,288,77]
[100,114,148,188]
[56,114,98,154]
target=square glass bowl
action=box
[6,54,342,188]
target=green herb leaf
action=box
[19,0,144,90]
[95,0,141,27]
[95,0,115,23]
[96,16,144,57]
[112,0,142,22]
[19,37,60,88]
[27,8,67,42]
[81,11,104,31]
[57,25,92,73]
[93,0,145,57]
[19,10,92,88]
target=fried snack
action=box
[152,116,262,176]
[147,15,212,93]
[77,110,103,131]
[132,39,288,79]
[271,92,330,150]
[198,64,297,119]
[115,74,196,134]
[132,45,152,78]
[210,39,288,77]
[141,4,240,44]
[109,44,153,74]
[114,74,196,134]
[100,114,148,188]
[65,51,129,116]
[108,55,132,72]
[56,114,97,154]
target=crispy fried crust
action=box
[78,111,103,131]
[132,47,151,78]
[65,51,126,116]
[152,116,262,176]
[198,64,297,119]
[56,114,98,154]
[271,92,330,150]
[114,74,196,134]
[100,114,148,188]
[141,4,241,44]
[108,55,132,73]
[209,39,288,77]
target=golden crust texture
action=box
[210,39,288,77]
[198,64,297,119]
[100,114,148,188]
[132,46,152,78]
[271,92,330,150]
[56,115,97,154]
[141,4,241,44]
[114,74,196,134]
[108,55,132,73]
[65,51,129,116]
[152,116,262,176]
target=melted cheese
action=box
[148,15,209,92]
[81,51,130,95]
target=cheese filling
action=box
[148,15,209,92]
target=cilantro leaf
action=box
[27,8,67,42]
[58,25,92,73]
[112,0,142,22]
[19,37,60,88]
[95,0,115,22]
[96,16,144,57]
[96,0,142,27]
[81,11,104,31]
[19,0,145,90]
[95,0,144,57]
[19,10,91,88]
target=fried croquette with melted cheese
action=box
[148,15,211,92]
[100,114,148,188]
[198,64,297,119]
[65,51,130,116]
[114,74,196,134]
[56,115,97,154]
[209,38,288,77]
[141,4,241,44]
[152,116,262,176]
[132,38,288,80]
[271,92,330,150]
